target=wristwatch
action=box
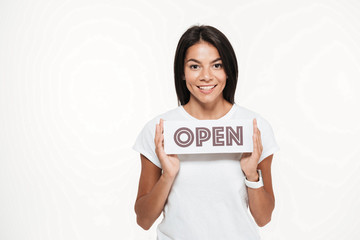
[244,169,264,189]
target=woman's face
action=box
[183,41,227,105]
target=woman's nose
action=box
[200,67,213,81]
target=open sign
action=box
[164,119,253,154]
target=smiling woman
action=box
[132,24,280,239]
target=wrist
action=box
[162,172,177,181]
[245,171,259,182]
[244,169,264,189]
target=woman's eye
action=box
[190,65,199,70]
[214,63,222,69]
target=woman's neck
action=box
[182,99,233,120]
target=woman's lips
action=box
[197,84,217,94]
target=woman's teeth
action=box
[198,85,216,90]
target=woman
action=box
[133,24,280,239]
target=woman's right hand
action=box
[154,118,180,179]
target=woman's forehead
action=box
[185,42,220,62]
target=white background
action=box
[1,0,360,239]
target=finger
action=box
[256,134,262,155]
[160,119,164,146]
[253,133,261,159]
[160,118,164,133]
[155,124,158,138]
[253,134,258,157]
[257,129,263,152]
[252,119,257,155]
[253,118,257,134]
[155,124,161,146]
[156,124,163,148]
[257,127,261,140]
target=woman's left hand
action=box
[240,118,263,181]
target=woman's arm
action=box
[246,154,275,227]
[240,118,276,227]
[134,154,176,230]
[134,118,180,230]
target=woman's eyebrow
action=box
[185,57,222,64]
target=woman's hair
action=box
[174,24,238,106]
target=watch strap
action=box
[244,169,264,189]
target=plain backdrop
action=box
[1,0,360,239]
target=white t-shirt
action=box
[133,103,280,240]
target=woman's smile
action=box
[197,84,217,93]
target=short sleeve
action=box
[132,120,162,169]
[256,116,280,164]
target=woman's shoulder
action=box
[233,103,263,119]
[232,103,273,129]
[142,105,183,129]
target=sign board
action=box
[163,119,253,154]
